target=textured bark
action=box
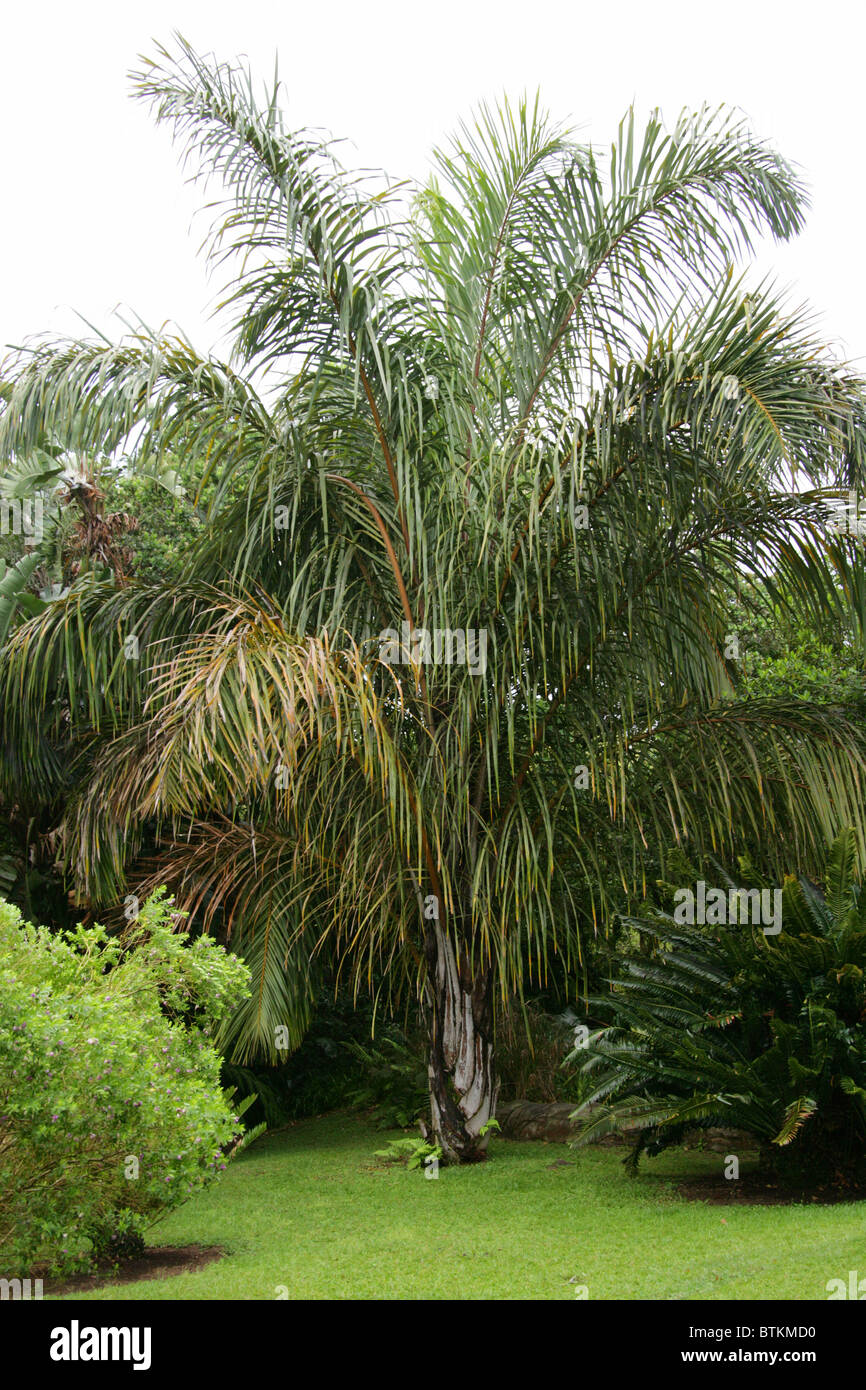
[422,919,499,1163]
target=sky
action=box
[1,0,864,369]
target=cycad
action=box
[571,829,866,1184]
[2,37,866,1160]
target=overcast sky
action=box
[2,0,863,369]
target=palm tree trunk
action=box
[421,917,499,1163]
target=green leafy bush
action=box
[345,1036,428,1129]
[0,889,252,1275]
[570,831,866,1186]
[222,990,428,1126]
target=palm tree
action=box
[2,37,866,1161]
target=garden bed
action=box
[40,1245,225,1297]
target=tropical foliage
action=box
[571,830,866,1185]
[2,37,866,1160]
[725,578,864,708]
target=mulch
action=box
[675,1174,866,1206]
[38,1244,225,1296]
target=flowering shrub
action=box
[0,889,251,1275]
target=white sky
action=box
[1,0,864,368]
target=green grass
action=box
[62,1112,866,1300]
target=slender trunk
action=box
[421,917,499,1163]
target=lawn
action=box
[55,1112,866,1301]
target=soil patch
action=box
[676,1174,866,1207]
[40,1244,225,1296]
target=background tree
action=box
[0,412,207,922]
[2,39,866,1161]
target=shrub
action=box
[345,1035,428,1129]
[570,830,866,1186]
[223,990,429,1126]
[0,889,251,1275]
